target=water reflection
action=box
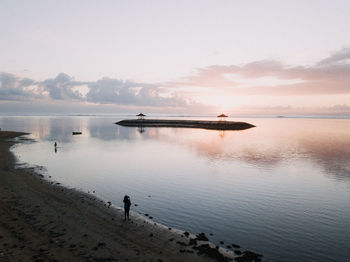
[137,126,145,134]
[1,116,350,182]
[127,119,350,183]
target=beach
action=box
[0,131,240,262]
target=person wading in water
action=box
[123,195,131,221]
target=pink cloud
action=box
[168,47,350,96]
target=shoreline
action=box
[0,131,264,262]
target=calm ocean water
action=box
[1,116,350,262]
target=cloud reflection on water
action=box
[111,118,350,182]
[1,116,349,182]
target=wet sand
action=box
[0,131,245,262]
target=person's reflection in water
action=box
[123,195,131,221]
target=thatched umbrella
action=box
[217,113,228,121]
[136,113,146,120]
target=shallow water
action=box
[1,116,350,262]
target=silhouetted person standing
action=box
[123,195,131,221]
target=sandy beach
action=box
[0,131,260,262]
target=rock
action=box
[220,241,224,245]
[235,250,263,262]
[176,241,187,246]
[232,243,241,249]
[193,244,230,262]
[184,232,190,237]
[188,238,197,246]
[234,250,242,255]
[97,242,106,248]
[196,233,209,241]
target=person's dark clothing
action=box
[123,196,131,220]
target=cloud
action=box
[2,48,350,114]
[169,48,350,96]
[86,77,186,107]
[39,73,87,100]
[318,47,350,65]
[0,72,190,109]
[0,72,38,100]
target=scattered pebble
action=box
[236,250,263,262]
[176,241,186,246]
[232,243,240,249]
[234,250,242,255]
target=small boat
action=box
[72,132,82,135]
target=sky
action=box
[1,0,350,115]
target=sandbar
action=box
[116,119,255,131]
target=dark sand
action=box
[0,131,243,262]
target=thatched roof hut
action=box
[136,113,146,120]
[217,113,228,121]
